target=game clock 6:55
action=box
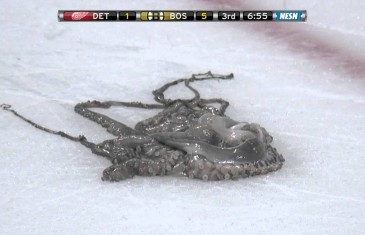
[243,11,273,21]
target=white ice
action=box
[1,0,365,234]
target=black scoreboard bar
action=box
[58,10,307,22]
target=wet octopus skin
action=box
[1,72,285,182]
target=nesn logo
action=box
[274,11,306,21]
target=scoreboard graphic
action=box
[58,10,307,22]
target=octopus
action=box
[1,72,284,182]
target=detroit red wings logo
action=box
[71,12,90,20]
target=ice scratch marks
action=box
[279,131,359,146]
[72,40,144,53]
[263,180,365,205]
[43,23,67,40]
[0,185,103,217]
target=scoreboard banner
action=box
[58,10,307,22]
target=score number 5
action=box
[202,12,207,20]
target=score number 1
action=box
[119,11,136,21]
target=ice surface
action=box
[1,0,364,234]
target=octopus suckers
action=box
[202,174,209,181]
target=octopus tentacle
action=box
[152,71,233,109]
[74,100,164,136]
[184,146,284,181]
[102,148,184,182]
